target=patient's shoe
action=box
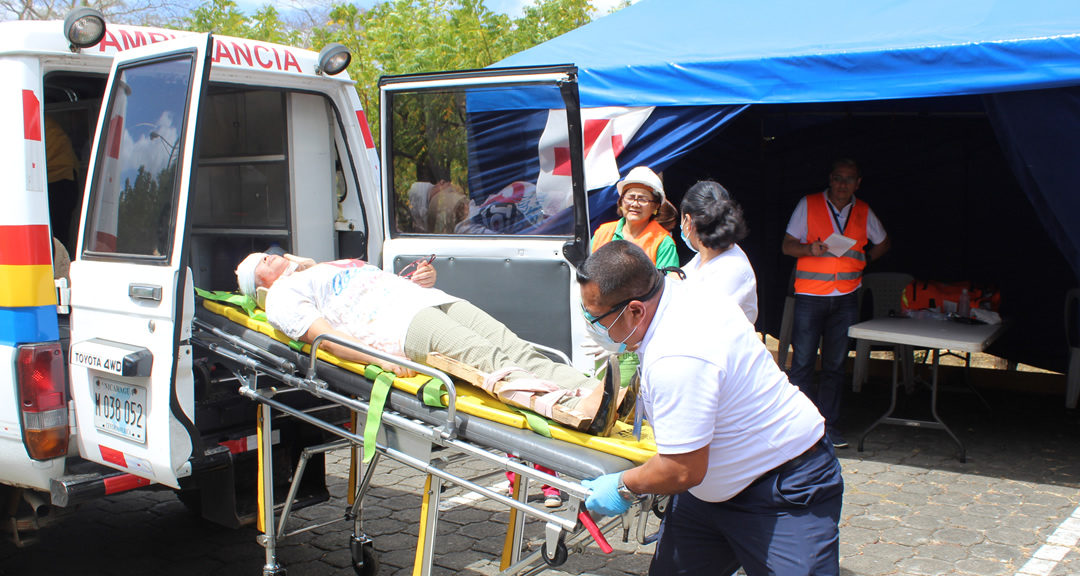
[584,356,621,437]
[617,367,640,423]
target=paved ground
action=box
[4,368,1080,576]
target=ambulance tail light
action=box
[17,343,69,461]
[63,7,106,52]
[317,43,351,76]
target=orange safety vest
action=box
[592,218,670,262]
[794,192,869,295]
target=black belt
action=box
[749,435,825,488]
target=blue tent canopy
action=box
[496,0,1080,369]
[497,0,1080,108]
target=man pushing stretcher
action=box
[235,252,619,436]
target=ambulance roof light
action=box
[63,7,106,53]
[317,43,351,76]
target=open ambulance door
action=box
[68,34,212,489]
[379,66,591,369]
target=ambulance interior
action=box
[44,72,366,293]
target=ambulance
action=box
[0,9,591,546]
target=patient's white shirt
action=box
[265,259,460,357]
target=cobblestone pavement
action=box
[4,379,1080,576]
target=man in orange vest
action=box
[782,159,891,449]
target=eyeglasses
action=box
[581,272,664,325]
[830,174,858,185]
[398,254,436,278]
[622,194,657,206]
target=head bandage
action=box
[236,252,265,299]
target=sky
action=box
[234,0,630,20]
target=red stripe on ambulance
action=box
[0,225,51,266]
[103,474,151,494]
[356,110,374,149]
[99,445,127,468]
[107,115,123,159]
[23,90,41,141]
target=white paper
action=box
[823,233,857,257]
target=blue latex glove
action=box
[582,472,632,517]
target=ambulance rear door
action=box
[379,66,590,368]
[68,34,212,488]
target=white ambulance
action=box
[0,9,591,547]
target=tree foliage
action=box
[0,0,190,24]
[183,0,299,44]
[314,0,597,147]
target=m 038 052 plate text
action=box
[93,378,147,443]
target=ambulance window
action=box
[84,56,192,258]
[388,84,575,237]
[191,89,288,229]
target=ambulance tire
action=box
[352,542,379,576]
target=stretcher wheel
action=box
[351,540,380,576]
[541,541,568,567]
[652,495,669,519]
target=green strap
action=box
[419,378,447,408]
[362,370,395,463]
[194,287,262,318]
[508,406,554,438]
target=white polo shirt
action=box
[637,278,824,502]
[682,243,759,324]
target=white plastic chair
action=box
[852,272,914,391]
[1066,289,1080,408]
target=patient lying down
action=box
[235,253,617,435]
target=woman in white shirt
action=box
[679,180,759,324]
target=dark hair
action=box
[831,158,860,176]
[654,198,678,232]
[577,240,657,306]
[679,180,749,251]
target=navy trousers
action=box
[649,439,844,576]
[788,292,859,428]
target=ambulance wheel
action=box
[352,543,380,576]
[541,541,568,567]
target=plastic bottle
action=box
[958,288,970,318]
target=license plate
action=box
[93,378,147,443]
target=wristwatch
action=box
[616,473,639,502]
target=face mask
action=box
[282,260,300,277]
[681,227,698,253]
[582,304,641,354]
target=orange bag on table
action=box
[901,280,1001,314]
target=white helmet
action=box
[616,166,665,204]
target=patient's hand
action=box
[410,261,437,288]
[379,358,417,378]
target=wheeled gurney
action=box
[192,300,662,576]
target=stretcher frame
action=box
[191,312,662,576]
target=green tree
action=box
[315,0,597,148]
[184,0,298,44]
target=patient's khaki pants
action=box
[404,302,595,409]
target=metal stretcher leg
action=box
[501,471,527,570]
[414,473,444,576]
[256,399,285,576]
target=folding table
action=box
[849,317,1006,462]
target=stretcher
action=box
[192,299,663,576]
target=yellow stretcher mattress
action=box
[202,300,657,464]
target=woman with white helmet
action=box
[590,166,679,269]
